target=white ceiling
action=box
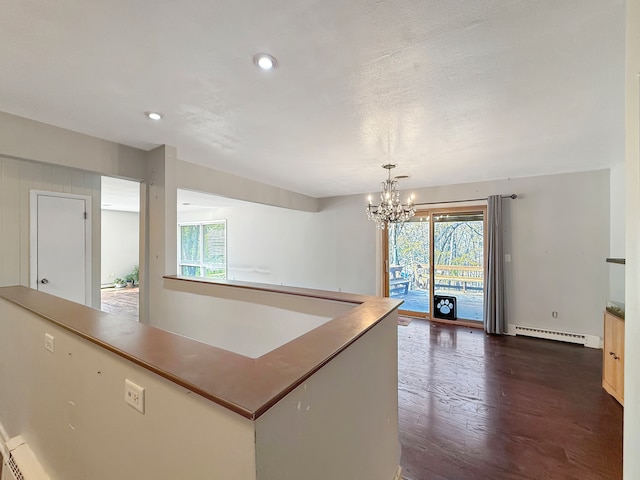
[101,176,140,212]
[0,0,625,198]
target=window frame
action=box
[177,220,227,280]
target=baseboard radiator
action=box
[2,436,50,480]
[508,325,601,349]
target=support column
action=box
[139,145,177,324]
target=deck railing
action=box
[411,264,484,292]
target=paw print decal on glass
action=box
[434,295,456,319]
[437,298,452,314]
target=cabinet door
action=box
[603,315,616,386]
[612,316,624,400]
[603,312,624,405]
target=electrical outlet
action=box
[124,379,145,413]
[44,333,55,353]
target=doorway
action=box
[29,190,92,306]
[100,176,140,321]
[383,206,486,323]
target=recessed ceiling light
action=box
[253,53,277,70]
[145,111,163,120]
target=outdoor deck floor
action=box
[392,288,484,321]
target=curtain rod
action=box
[412,194,517,207]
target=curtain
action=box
[484,195,506,334]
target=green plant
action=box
[113,278,126,287]
[124,265,140,285]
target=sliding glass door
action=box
[384,207,486,322]
[385,215,431,315]
[433,211,484,321]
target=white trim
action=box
[29,190,92,306]
[421,199,488,209]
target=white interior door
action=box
[30,191,92,305]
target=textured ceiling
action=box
[0,0,625,198]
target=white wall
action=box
[0,111,147,181]
[610,162,626,259]
[177,160,319,212]
[504,170,608,337]
[318,195,380,296]
[609,162,626,304]
[178,193,378,296]
[101,210,139,285]
[0,297,256,480]
[255,312,399,480]
[178,202,339,291]
[624,1,640,478]
[0,156,101,307]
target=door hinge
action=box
[84,211,87,219]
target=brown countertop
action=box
[0,280,401,419]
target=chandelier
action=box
[366,164,415,229]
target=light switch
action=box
[505,254,511,263]
[44,333,55,353]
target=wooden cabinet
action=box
[602,311,624,405]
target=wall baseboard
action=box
[507,324,601,349]
[393,466,403,480]
[0,420,8,458]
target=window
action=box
[178,221,227,279]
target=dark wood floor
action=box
[398,319,623,480]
